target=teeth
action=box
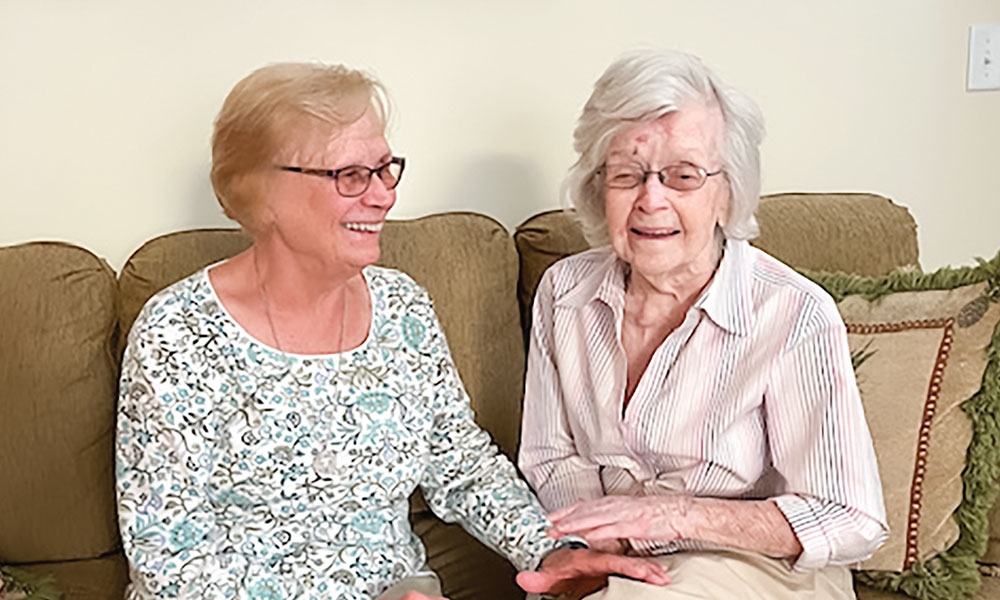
[631,227,678,236]
[344,222,384,233]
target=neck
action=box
[626,238,724,312]
[253,244,355,355]
[252,237,360,315]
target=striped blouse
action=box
[518,240,888,570]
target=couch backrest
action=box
[514,192,920,333]
[0,194,923,580]
[0,243,121,563]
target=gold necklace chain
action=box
[253,246,348,358]
[252,246,351,478]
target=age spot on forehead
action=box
[629,134,648,156]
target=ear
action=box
[715,187,732,229]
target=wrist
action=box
[537,535,589,569]
[661,493,698,541]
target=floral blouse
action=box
[116,266,555,600]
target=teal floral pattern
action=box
[116,266,555,600]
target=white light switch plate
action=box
[968,24,1000,91]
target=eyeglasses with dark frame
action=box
[596,162,723,192]
[277,156,406,197]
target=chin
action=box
[632,257,680,278]
[351,250,382,270]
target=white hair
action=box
[563,49,766,246]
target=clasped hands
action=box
[521,495,686,597]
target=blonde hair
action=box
[564,49,765,246]
[210,62,390,231]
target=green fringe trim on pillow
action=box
[800,251,1000,304]
[803,249,1000,600]
[0,565,61,600]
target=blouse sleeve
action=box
[518,268,604,510]
[115,305,242,598]
[765,297,889,570]
[412,291,559,572]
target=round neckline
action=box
[203,261,375,361]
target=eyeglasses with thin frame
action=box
[596,162,723,192]
[277,156,406,197]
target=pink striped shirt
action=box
[518,240,888,570]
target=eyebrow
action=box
[332,152,394,170]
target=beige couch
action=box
[1,193,997,600]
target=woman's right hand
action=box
[517,548,669,598]
[398,592,448,600]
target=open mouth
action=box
[344,222,384,233]
[629,227,680,239]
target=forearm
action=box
[671,497,802,560]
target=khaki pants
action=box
[378,571,443,600]
[581,550,855,600]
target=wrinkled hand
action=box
[548,496,691,544]
[516,548,669,599]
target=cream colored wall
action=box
[1,1,998,271]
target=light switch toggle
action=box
[968,24,1000,91]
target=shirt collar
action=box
[695,239,754,336]
[551,242,754,337]
[553,248,627,312]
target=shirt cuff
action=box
[772,494,831,570]
[626,537,674,556]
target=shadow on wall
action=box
[187,165,233,229]
[444,155,553,230]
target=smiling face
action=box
[603,102,730,287]
[263,107,396,273]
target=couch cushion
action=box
[754,193,919,276]
[0,243,120,563]
[805,254,1000,600]
[17,552,128,600]
[514,193,921,337]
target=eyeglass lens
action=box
[338,160,404,196]
[603,163,708,192]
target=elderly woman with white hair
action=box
[517,50,889,599]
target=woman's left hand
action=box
[548,495,691,544]
[516,548,669,598]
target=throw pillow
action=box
[803,252,1000,600]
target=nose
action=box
[634,173,675,213]
[361,174,396,211]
